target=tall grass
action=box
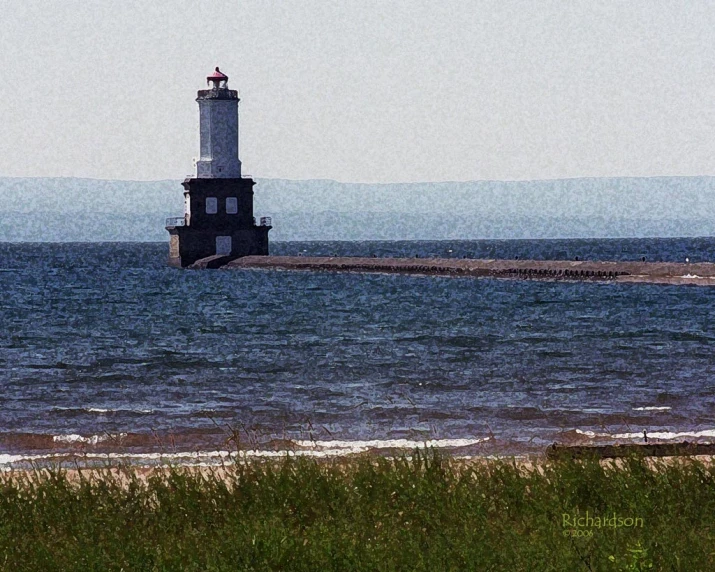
[0,452,714,570]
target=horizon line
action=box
[2,174,715,185]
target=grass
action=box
[0,451,714,571]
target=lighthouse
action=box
[166,67,271,268]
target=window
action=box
[206,197,217,214]
[216,236,232,255]
[226,197,238,214]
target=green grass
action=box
[0,451,714,571]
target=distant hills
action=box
[1,176,714,241]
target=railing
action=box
[259,217,272,227]
[165,217,186,227]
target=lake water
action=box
[1,239,714,466]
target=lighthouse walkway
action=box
[220,255,715,286]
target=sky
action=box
[1,0,714,183]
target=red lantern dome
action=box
[207,67,229,88]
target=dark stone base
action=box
[166,226,270,268]
[187,255,236,269]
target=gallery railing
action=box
[165,217,186,227]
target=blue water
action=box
[1,239,714,458]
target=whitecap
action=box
[52,433,127,445]
[292,437,490,452]
[0,448,370,467]
[632,406,671,411]
[0,437,490,468]
[576,428,715,440]
[85,408,153,414]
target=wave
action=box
[0,448,415,468]
[292,437,490,452]
[576,428,715,440]
[0,449,347,467]
[52,433,128,445]
[632,406,672,411]
[86,408,153,414]
[0,453,58,465]
[0,437,492,468]
[52,407,154,415]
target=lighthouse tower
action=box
[166,68,271,268]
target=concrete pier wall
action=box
[222,256,715,286]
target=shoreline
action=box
[3,446,715,484]
[3,436,715,471]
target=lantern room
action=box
[207,67,229,89]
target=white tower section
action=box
[195,68,242,179]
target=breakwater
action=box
[215,255,715,286]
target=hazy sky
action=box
[1,0,714,183]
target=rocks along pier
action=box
[187,255,715,286]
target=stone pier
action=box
[216,256,715,286]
